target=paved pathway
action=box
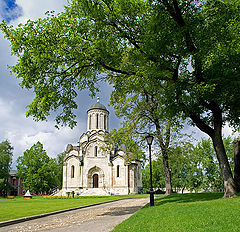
[1,197,149,232]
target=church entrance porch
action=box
[93,174,99,188]
[87,166,104,189]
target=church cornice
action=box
[64,154,82,163]
[88,132,105,141]
[87,108,109,114]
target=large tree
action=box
[109,80,184,195]
[0,140,13,196]
[1,0,240,197]
[17,141,58,193]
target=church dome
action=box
[89,102,107,111]
[88,97,108,112]
[87,97,109,132]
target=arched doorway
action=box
[87,166,104,188]
[93,174,99,188]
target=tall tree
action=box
[142,159,165,192]
[1,0,240,197]
[54,151,66,189]
[192,139,223,191]
[17,142,58,193]
[169,142,203,193]
[109,80,184,194]
[0,140,13,196]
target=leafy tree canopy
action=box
[17,141,58,193]
[105,128,145,162]
[1,0,239,128]
[54,151,66,189]
[0,140,13,180]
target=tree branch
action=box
[100,62,136,75]
[190,112,214,137]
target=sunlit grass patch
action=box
[113,193,240,232]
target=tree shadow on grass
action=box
[144,192,224,207]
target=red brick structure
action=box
[9,170,23,195]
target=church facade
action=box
[60,100,142,196]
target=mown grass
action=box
[113,193,240,232]
[0,194,147,222]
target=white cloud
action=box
[0,95,86,166]
[14,0,67,24]
[223,123,238,139]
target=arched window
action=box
[89,115,92,130]
[104,115,107,130]
[117,165,120,177]
[96,114,99,129]
[71,165,75,178]
[95,146,98,157]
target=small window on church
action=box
[96,114,99,129]
[95,146,98,157]
[117,165,120,177]
[71,165,75,178]
[89,115,92,130]
[104,115,106,130]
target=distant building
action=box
[9,170,23,195]
[59,99,142,196]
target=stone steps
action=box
[79,188,110,196]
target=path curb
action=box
[0,197,148,228]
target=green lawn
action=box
[0,194,147,222]
[113,193,240,232]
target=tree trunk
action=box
[233,140,240,192]
[190,105,237,197]
[155,121,173,195]
[181,186,185,194]
[162,151,173,195]
[211,132,237,198]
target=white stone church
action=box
[60,99,142,196]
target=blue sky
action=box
[4,0,17,9]
[1,0,22,22]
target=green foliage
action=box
[54,152,66,189]
[1,0,240,129]
[16,142,58,193]
[0,140,13,194]
[143,137,235,193]
[142,159,165,191]
[0,140,13,179]
[170,137,235,192]
[193,138,223,191]
[105,128,145,161]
